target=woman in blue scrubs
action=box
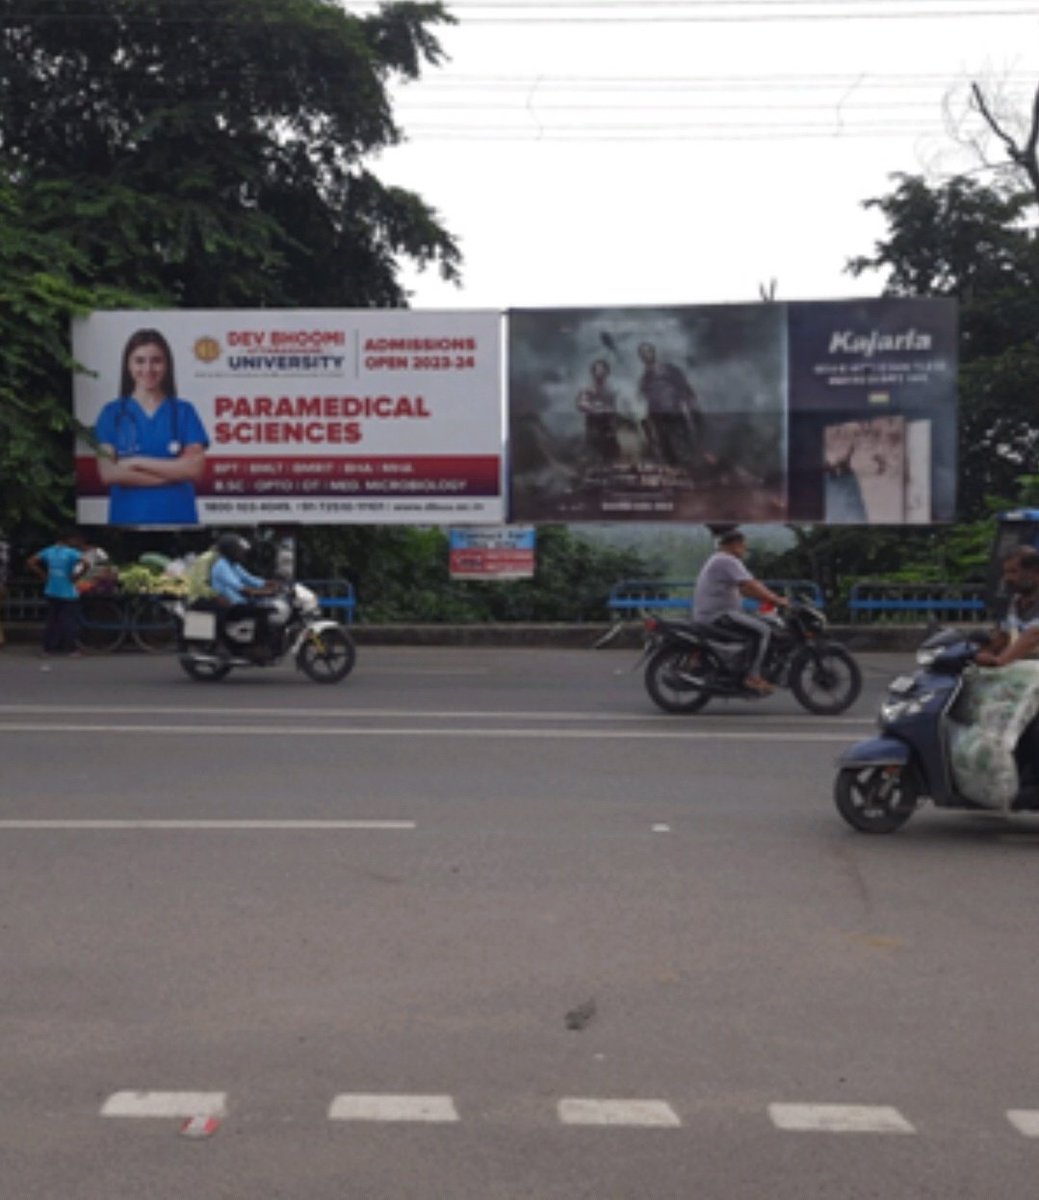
[94,328,209,525]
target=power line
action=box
[2,3,1037,22]
[393,125,953,141]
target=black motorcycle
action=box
[640,600,861,715]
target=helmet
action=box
[215,533,250,564]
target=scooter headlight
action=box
[916,646,940,667]
[879,691,934,725]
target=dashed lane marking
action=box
[328,1094,460,1123]
[768,1104,916,1134]
[1007,1110,1039,1136]
[101,1092,227,1119]
[90,1094,1039,1134]
[558,1099,681,1128]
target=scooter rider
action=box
[975,547,1039,667]
[693,527,790,693]
[210,533,278,653]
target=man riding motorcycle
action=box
[693,527,790,694]
[209,533,278,655]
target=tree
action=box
[298,525,654,623]
[969,79,1039,210]
[0,0,462,532]
[0,179,144,533]
[847,172,1039,519]
[0,0,460,307]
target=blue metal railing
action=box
[847,581,988,624]
[299,578,357,624]
[606,578,824,620]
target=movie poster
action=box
[508,305,788,522]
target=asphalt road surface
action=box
[1,644,1037,1199]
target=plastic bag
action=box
[948,662,1039,809]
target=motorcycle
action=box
[168,581,357,684]
[640,599,861,715]
[834,626,1039,834]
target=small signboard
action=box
[449,526,535,580]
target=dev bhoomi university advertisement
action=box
[508,298,957,525]
[73,310,505,527]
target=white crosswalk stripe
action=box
[1006,1110,1039,1137]
[328,1094,460,1123]
[558,1099,681,1127]
[768,1104,915,1133]
[101,1091,227,1118]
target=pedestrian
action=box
[0,529,10,648]
[26,530,86,657]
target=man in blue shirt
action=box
[210,534,277,654]
[27,530,86,656]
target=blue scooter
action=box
[833,627,1039,834]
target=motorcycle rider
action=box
[693,527,790,693]
[210,533,278,654]
[975,546,1039,668]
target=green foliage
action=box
[848,172,1039,520]
[0,179,145,533]
[0,0,461,536]
[298,525,654,623]
[0,0,460,308]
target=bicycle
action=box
[76,591,179,654]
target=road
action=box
[1,644,1037,1198]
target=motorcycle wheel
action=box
[178,650,232,682]
[790,645,862,715]
[298,627,357,684]
[644,644,711,714]
[834,766,918,834]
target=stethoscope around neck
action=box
[115,395,183,457]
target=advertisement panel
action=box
[508,299,957,524]
[73,310,504,527]
[448,526,536,580]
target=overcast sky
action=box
[364,0,1039,312]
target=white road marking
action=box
[0,703,873,726]
[366,669,490,677]
[101,1091,227,1118]
[0,820,414,831]
[768,1104,915,1133]
[328,1094,459,1123]
[0,722,856,743]
[652,824,671,833]
[558,1099,681,1127]
[1007,1110,1039,1136]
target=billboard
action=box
[73,310,504,527]
[448,526,536,580]
[508,299,957,524]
